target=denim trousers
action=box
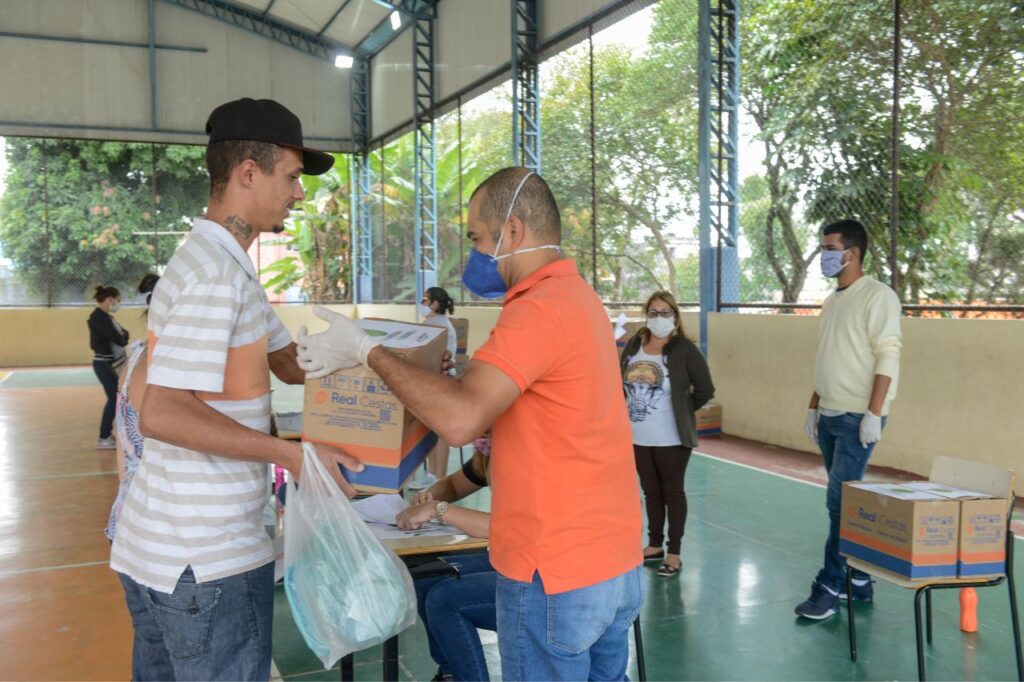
[496,566,643,681]
[117,563,274,681]
[413,551,497,681]
[815,412,887,591]
[92,359,119,439]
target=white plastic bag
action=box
[284,442,417,668]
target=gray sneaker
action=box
[96,436,116,450]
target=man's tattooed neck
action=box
[224,215,253,241]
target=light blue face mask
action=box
[820,249,848,278]
[461,172,560,298]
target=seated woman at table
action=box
[396,436,494,682]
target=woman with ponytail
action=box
[413,286,460,487]
[88,285,128,450]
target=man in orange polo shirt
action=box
[297,167,643,680]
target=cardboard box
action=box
[839,482,960,580]
[696,403,722,437]
[302,319,446,493]
[906,482,1008,577]
[450,317,470,377]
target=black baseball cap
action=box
[205,98,334,175]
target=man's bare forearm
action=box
[366,347,482,445]
[867,374,892,416]
[269,343,306,385]
[140,385,301,472]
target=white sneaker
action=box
[95,436,116,450]
[407,472,438,490]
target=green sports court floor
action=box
[270,451,1023,681]
[4,366,1021,680]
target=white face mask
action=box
[417,304,432,317]
[647,317,675,339]
[109,302,121,313]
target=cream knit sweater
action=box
[814,275,902,416]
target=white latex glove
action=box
[803,408,819,442]
[296,306,381,379]
[859,411,883,448]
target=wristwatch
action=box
[434,501,450,523]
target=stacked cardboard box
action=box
[696,404,722,437]
[839,481,1008,580]
[906,482,1008,578]
[302,319,447,493]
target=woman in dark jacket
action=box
[88,284,129,450]
[620,291,714,577]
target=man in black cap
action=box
[110,98,363,681]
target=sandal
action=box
[643,549,665,563]
[657,562,681,577]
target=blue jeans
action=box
[413,552,497,681]
[93,359,118,439]
[117,563,274,681]
[815,412,887,591]
[496,566,643,681]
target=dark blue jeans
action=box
[815,412,887,591]
[92,359,118,439]
[117,563,274,681]
[413,552,496,681]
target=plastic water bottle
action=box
[959,587,978,633]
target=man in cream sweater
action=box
[795,219,902,621]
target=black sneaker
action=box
[430,669,454,682]
[838,577,874,603]
[794,581,839,620]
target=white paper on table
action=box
[351,494,410,524]
[351,494,464,539]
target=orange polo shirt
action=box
[473,259,642,594]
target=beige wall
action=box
[4,306,1020,494]
[0,307,152,367]
[706,313,1024,495]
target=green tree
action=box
[541,0,701,302]
[0,139,207,302]
[741,0,1024,306]
[261,155,353,303]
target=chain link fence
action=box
[2,0,1020,316]
[0,138,355,307]
[733,0,1023,318]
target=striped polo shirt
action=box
[110,218,291,593]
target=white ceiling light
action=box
[389,11,402,30]
[334,54,354,69]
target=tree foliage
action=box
[0,139,207,302]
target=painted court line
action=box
[0,560,109,578]
[693,449,825,489]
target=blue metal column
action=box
[697,0,739,354]
[511,0,540,172]
[413,3,438,307]
[351,57,373,303]
[148,0,158,129]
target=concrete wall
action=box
[3,305,1019,494]
[706,313,1024,495]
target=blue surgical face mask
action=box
[461,171,560,298]
[820,249,848,278]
